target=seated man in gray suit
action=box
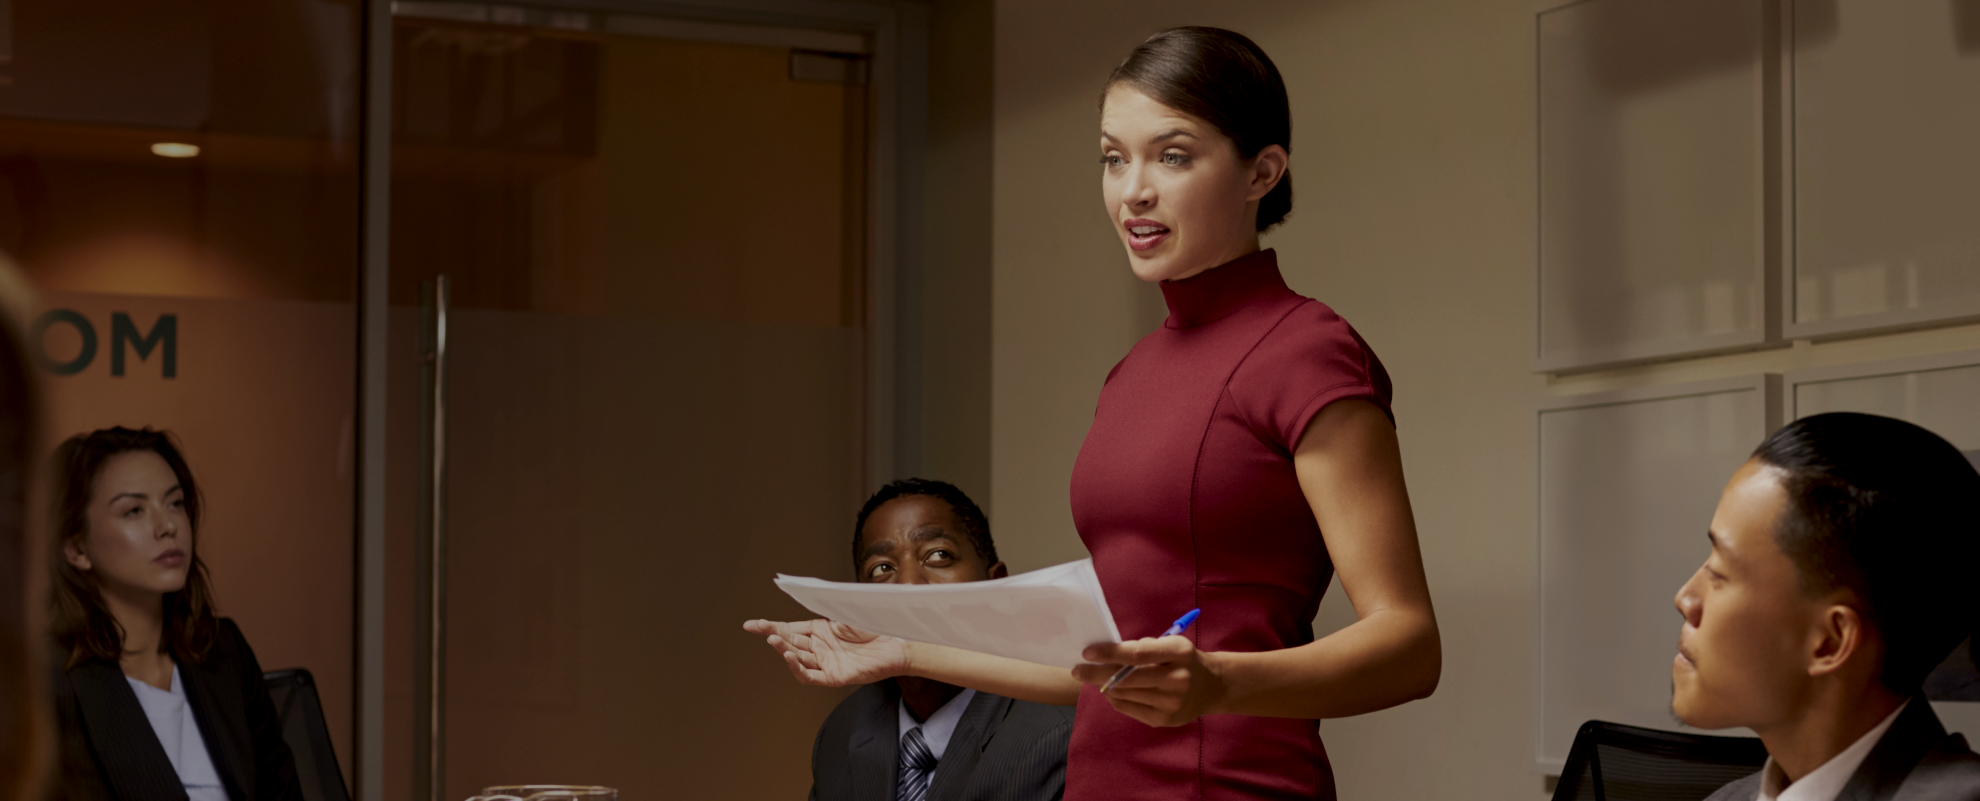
[806,479,1072,801]
[1674,413,1980,801]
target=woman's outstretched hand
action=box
[1073,636,1228,728]
[743,618,910,687]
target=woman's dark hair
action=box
[1103,26,1294,232]
[1751,412,1980,694]
[852,478,997,578]
[49,427,218,669]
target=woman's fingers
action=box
[766,634,830,673]
[1082,635,1194,665]
[1082,663,1189,702]
[765,633,813,658]
[782,650,828,685]
[1104,683,1183,711]
[752,619,805,636]
[789,646,822,670]
[751,620,826,653]
[1078,641,1201,728]
[1116,664,1190,691]
[752,617,910,687]
[1069,663,1121,685]
[1101,692,1187,727]
[754,617,895,688]
[782,651,814,683]
[746,618,829,640]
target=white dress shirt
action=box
[898,688,977,762]
[1756,701,1909,801]
[126,666,230,801]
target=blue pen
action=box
[1100,608,1201,693]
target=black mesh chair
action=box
[1551,720,1769,801]
[265,668,352,801]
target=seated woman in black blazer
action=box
[47,427,300,801]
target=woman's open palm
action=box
[743,618,909,687]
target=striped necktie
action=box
[897,726,938,801]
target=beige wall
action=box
[987,1,1980,799]
[919,0,997,502]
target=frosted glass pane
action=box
[386,24,872,799]
[1793,364,1980,448]
[1792,0,1980,325]
[1538,387,1766,767]
[1538,0,1766,368]
[435,311,863,793]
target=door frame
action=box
[352,0,925,797]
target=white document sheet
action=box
[773,559,1122,669]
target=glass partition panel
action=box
[1790,0,1980,335]
[1793,364,1980,444]
[1536,378,1772,771]
[385,14,869,799]
[1789,357,1980,736]
[1536,0,1769,370]
[0,0,361,782]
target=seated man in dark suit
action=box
[1674,413,1980,801]
[807,479,1072,801]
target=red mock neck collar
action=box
[1158,249,1289,329]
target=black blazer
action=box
[809,681,1073,801]
[50,618,303,801]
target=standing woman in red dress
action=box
[748,27,1440,800]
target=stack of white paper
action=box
[774,559,1122,668]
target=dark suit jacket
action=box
[1704,698,1980,801]
[50,618,303,801]
[809,681,1073,801]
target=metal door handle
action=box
[415,275,449,801]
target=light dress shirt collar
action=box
[898,687,976,762]
[126,666,230,801]
[1756,700,1909,801]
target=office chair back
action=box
[1551,720,1769,801]
[266,668,352,801]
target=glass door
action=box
[0,0,363,787]
[384,8,873,799]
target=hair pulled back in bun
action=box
[1104,27,1293,232]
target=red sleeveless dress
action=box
[1066,249,1392,800]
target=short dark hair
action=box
[1751,412,1980,694]
[1102,26,1294,232]
[49,427,219,669]
[852,479,997,578]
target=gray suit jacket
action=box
[808,681,1073,801]
[1705,699,1980,801]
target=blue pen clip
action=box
[1100,608,1201,693]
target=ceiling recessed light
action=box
[151,142,200,158]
